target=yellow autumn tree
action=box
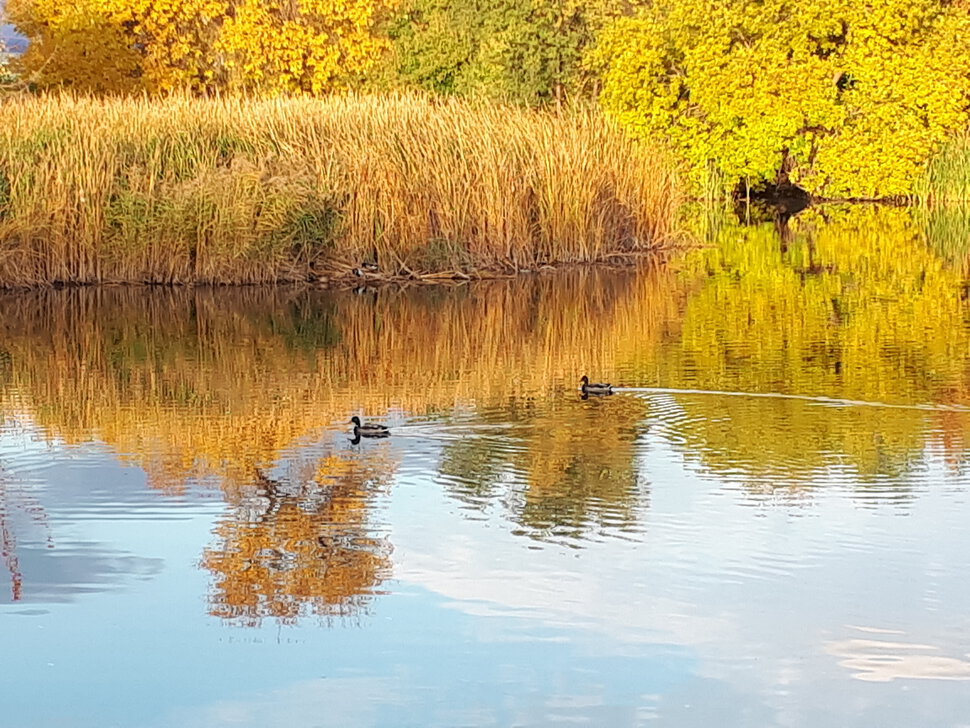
[216,0,393,94]
[592,0,970,199]
[8,0,144,93]
[8,0,393,94]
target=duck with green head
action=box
[350,415,390,438]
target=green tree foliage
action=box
[592,0,970,199]
[384,0,621,104]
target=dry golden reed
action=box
[0,93,681,286]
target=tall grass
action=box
[916,128,970,264]
[918,128,970,206]
[0,94,681,287]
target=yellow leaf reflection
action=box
[439,396,649,542]
[648,205,970,487]
[202,447,395,626]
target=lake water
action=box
[3,205,970,727]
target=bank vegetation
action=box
[0,94,680,287]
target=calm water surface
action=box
[3,206,970,727]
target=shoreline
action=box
[0,251,681,293]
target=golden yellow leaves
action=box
[594,0,970,199]
[7,0,142,93]
[215,0,390,94]
[9,0,394,94]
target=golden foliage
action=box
[8,0,393,94]
[7,0,143,94]
[592,0,970,198]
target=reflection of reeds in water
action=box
[0,271,683,533]
[0,270,683,489]
[917,205,970,268]
[0,94,681,286]
[0,273,683,618]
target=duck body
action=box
[350,415,390,437]
[580,375,613,396]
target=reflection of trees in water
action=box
[659,395,927,502]
[663,205,970,488]
[439,396,650,544]
[202,444,395,626]
[936,411,970,477]
[2,212,970,561]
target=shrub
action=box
[384,0,623,105]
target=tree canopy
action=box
[592,0,970,198]
[383,0,622,104]
[7,0,394,94]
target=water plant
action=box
[0,93,681,287]
[919,129,970,207]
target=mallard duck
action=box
[580,375,613,396]
[350,415,390,437]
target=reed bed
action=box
[919,128,970,207]
[0,94,681,287]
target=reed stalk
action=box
[0,93,681,286]
[917,128,970,207]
